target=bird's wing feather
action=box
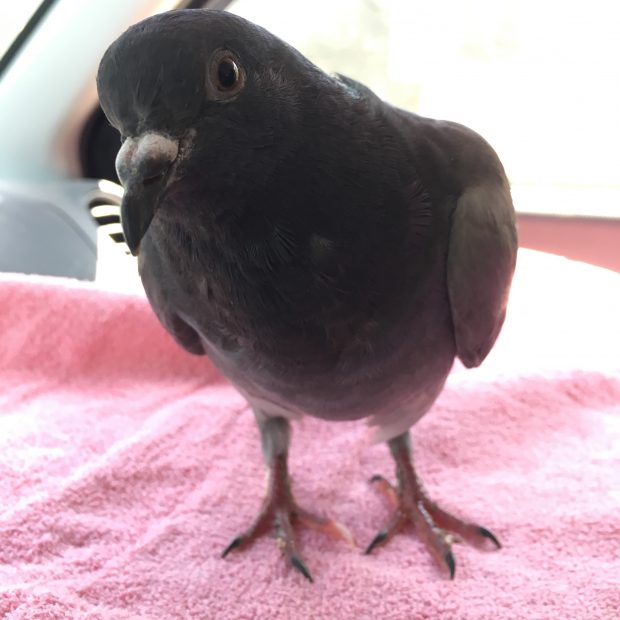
[164,312,206,356]
[447,183,517,368]
[138,243,206,356]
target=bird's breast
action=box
[140,209,456,422]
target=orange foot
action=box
[365,433,501,579]
[222,453,354,582]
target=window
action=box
[230,0,620,217]
[0,0,47,58]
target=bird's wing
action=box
[164,312,206,356]
[447,183,517,368]
[138,243,206,356]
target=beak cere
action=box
[115,132,179,255]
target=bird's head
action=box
[96,9,329,254]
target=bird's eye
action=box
[217,58,239,90]
[207,50,245,101]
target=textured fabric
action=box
[0,250,618,619]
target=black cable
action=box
[0,0,59,79]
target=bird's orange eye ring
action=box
[207,49,245,101]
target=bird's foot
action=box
[365,434,500,579]
[221,454,354,582]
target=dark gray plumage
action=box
[97,9,517,581]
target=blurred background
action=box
[231,0,619,206]
[0,0,618,289]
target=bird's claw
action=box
[364,530,389,555]
[367,463,500,579]
[290,554,314,583]
[369,474,399,508]
[221,536,243,558]
[222,498,351,583]
[444,550,456,580]
[364,511,406,555]
[477,526,502,549]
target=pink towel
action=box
[0,250,618,619]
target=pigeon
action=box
[97,8,517,582]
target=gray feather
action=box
[96,9,518,441]
[448,184,517,368]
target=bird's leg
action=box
[365,431,501,579]
[221,415,354,582]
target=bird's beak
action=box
[115,132,179,255]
